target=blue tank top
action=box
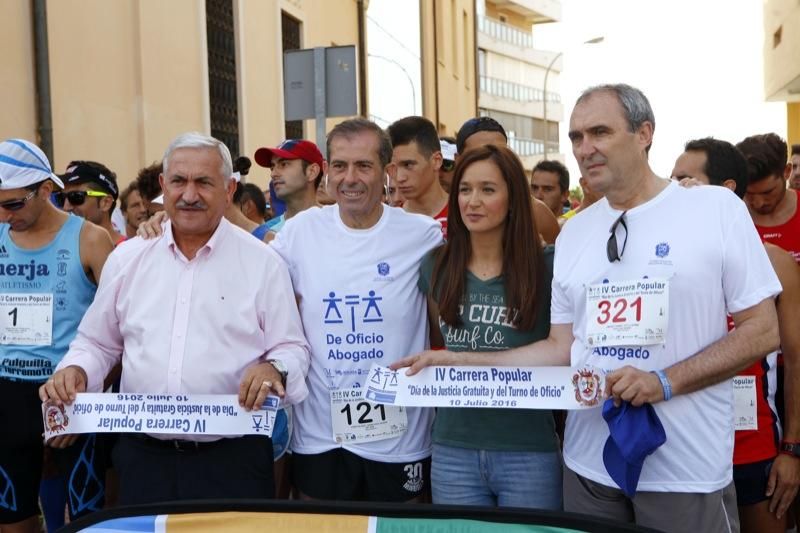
[0,215,97,382]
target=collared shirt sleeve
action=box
[56,248,125,392]
[260,247,310,405]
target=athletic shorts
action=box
[733,458,773,506]
[0,378,45,524]
[293,448,430,502]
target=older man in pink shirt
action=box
[40,132,310,504]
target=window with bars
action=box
[206,0,239,157]
[282,11,303,139]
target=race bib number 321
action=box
[585,279,668,347]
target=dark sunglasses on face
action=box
[53,190,109,207]
[606,210,628,262]
[441,159,455,172]
[0,189,38,211]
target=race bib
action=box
[330,387,407,444]
[0,293,53,346]
[733,376,757,431]
[585,279,668,347]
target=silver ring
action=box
[262,380,272,389]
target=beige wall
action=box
[0,1,38,143]
[0,0,363,190]
[420,0,477,137]
[788,102,800,148]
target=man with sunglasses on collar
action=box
[396,84,781,531]
[0,139,113,533]
[57,161,125,245]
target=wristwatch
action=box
[266,359,288,386]
[779,441,800,458]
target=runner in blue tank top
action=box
[0,139,113,533]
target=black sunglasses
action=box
[607,211,628,262]
[53,190,108,208]
[441,159,455,172]
[0,189,38,211]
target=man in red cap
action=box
[254,139,325,239]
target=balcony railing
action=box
[480,75,560,104]
[508,136,544,156]
[478,15,533,49]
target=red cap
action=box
[254,139,324,170]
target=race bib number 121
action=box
[330,387,407,444]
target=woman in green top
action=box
[419,144,561,509]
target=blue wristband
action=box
[652,369,672,401]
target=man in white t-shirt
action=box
[397,84,781,531]
[271,118,443,502]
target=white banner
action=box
[42,393,279,441]
[362,364,606,410]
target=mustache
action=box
[175,200,207,210]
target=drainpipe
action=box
[357,0,368,117]
[33,0,53,162]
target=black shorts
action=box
[0,378,45,524]
[733,458,774,506]
[293,448,430,502]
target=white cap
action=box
[440,139,456,162]
[0,139,64,190]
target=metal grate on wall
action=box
[206,0,240,157]
[282,11,303,140]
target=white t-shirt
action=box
[271,204,443,462]
[553,181,781,493]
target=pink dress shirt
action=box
[58,218,310,421]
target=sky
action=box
[367,0,788,186]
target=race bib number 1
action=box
[585,280,668,347]
[0,293,53,346]
[330,387,407,444]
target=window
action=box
[282,11,303,139]
[206,0,239,156]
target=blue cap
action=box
[602,399,667,497]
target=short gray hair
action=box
[162,132,233,181]
[327,118,393,167]
[577,83,655,140]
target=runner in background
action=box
[673,137,800,532]
[0,139,113,533]
[438,137,457,193]
[387,116,449,237]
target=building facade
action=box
[0,0,366,188]
[475,0,563,171]
[764,0,800,147]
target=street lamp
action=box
[542,36,604,160]
[368,53,417,115]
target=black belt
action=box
[130,433,223,452]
